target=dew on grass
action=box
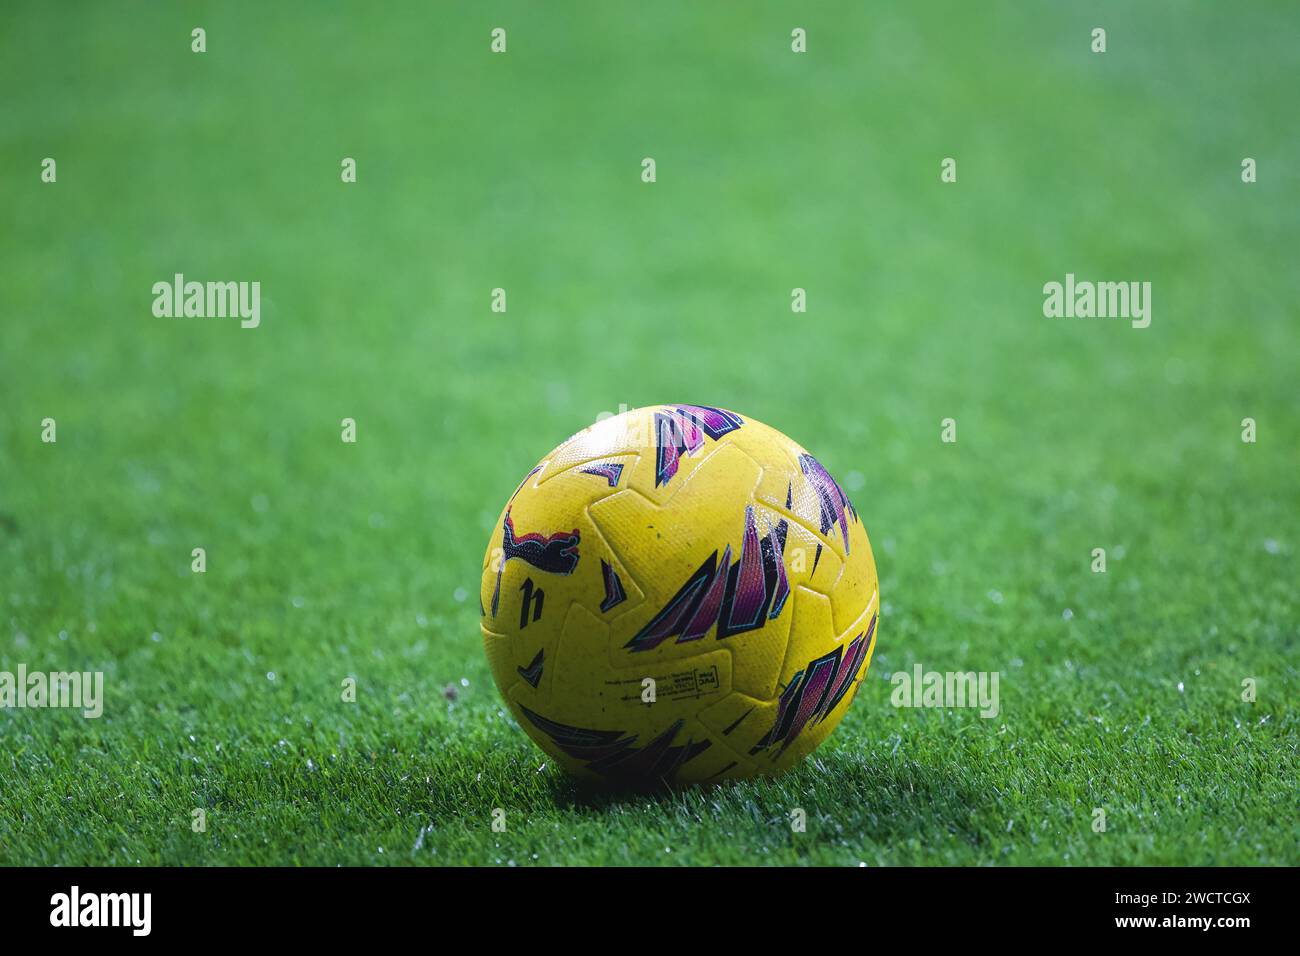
[1263,538,1280,554]
[453,587,467,603]
[151,631,162,642]
[267,671,276,682]
[413,825,432,852]
[987,589,1003,604]
[1062,608,1074,621]
[291,596,304,608]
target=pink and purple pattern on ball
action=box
[654,405,745,487]
[600,559,627,612]
[625,506,789,651]
[519,705,711,782]
[798,453,859,553]
[580,462,624,487]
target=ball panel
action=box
[827,526,878,639]
[586,442,769,661]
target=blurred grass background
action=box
[0,0,1296,864]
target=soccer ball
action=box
[480,405,879,784]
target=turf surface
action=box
[1,1,1296,865]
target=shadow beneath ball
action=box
[547,773,698,810]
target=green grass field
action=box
[1,1,1296,866]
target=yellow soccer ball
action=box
[480,405,879,785]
